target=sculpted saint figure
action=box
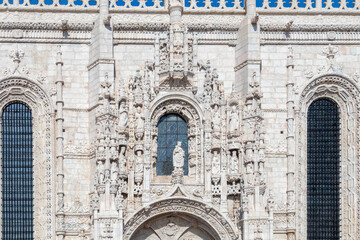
[135,151,143,174]
[111,161,119,184]
[173,141,185,171]
[212,105,221,132]
[229,105,239,132]
[119,101,128,128]
[119,146,126,173]
[135,106,144,131]
[212,150,220,175]
[97,160,105,184]
[229,150,239,175]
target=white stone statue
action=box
[110,161,118,184]
[212,105,221,132]
[135,106,144,131]
[229,150,239,175]
[97,160,105,184]
[119,101,128,128]
[152,136,158,164]
[229,105,239,132]
[212,150,220,175]
[173,141,185,171]
[119,146,126,173]
[135,151,143,174]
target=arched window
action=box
[157,114,188,176]
[307,99,340,240]
[1,102,33,239]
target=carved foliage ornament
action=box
[0,77,53,240]
[123,198,237,240]
[297,74,360,240]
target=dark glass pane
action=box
[167,122,177,133]
[2,102,34,240]
[307,99,340,240]
[156,114,188,176]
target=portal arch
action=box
[124,198,238,240]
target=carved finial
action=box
[9,45,25,75]
[322,44,338,60]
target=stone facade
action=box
[0,0,359,239]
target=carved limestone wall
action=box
[296,74,360,240]
[0,77,54,239]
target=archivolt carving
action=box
[0,77,54,240]
[297,74,360,240]
[123,198,238,240]
[150,96,203,179]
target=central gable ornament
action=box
[158,0,194,90]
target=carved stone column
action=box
[286,46,296,240]
[55,45,65,240]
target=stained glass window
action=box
[307,98,340,240]
[157,114,188,176]
[2,102,34,239]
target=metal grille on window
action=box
[307,98,340,240]
[1,102,33,240]
[157,114,188,176]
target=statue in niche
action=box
[135,151,143,174]
[119,146,126,173]
[229,150,239,175]
[212,105,221,132]
[212,150,220,175]
[119,101,128,128]
[188,136,195,153]
[97,160,105,184]
[152,136,158,165]
[135,106,144,132]
[110,161,119,184]
[229,105,239,132]
[173,141,185,172]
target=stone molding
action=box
[123,197,238,240]
[296,74,360,240]
[0,76,54,240]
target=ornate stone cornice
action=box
[113,22,169,31]
[0,21,94,31]
[187,23,240,32]
[261,24,360,32]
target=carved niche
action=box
[150,98,201,179]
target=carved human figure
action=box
[135,106,144,131]
[119,101,128,128]
[173,141,185,171]
[212,105,221,132]
[135,151,143,174]
[188,137,195,153]
[229,105,239,132]
[110,161,119,184]
[229,150,239,175]
[152,136,158,164]
[212,150,220,175]
[97,160,105,184]
[119,146,126,173]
